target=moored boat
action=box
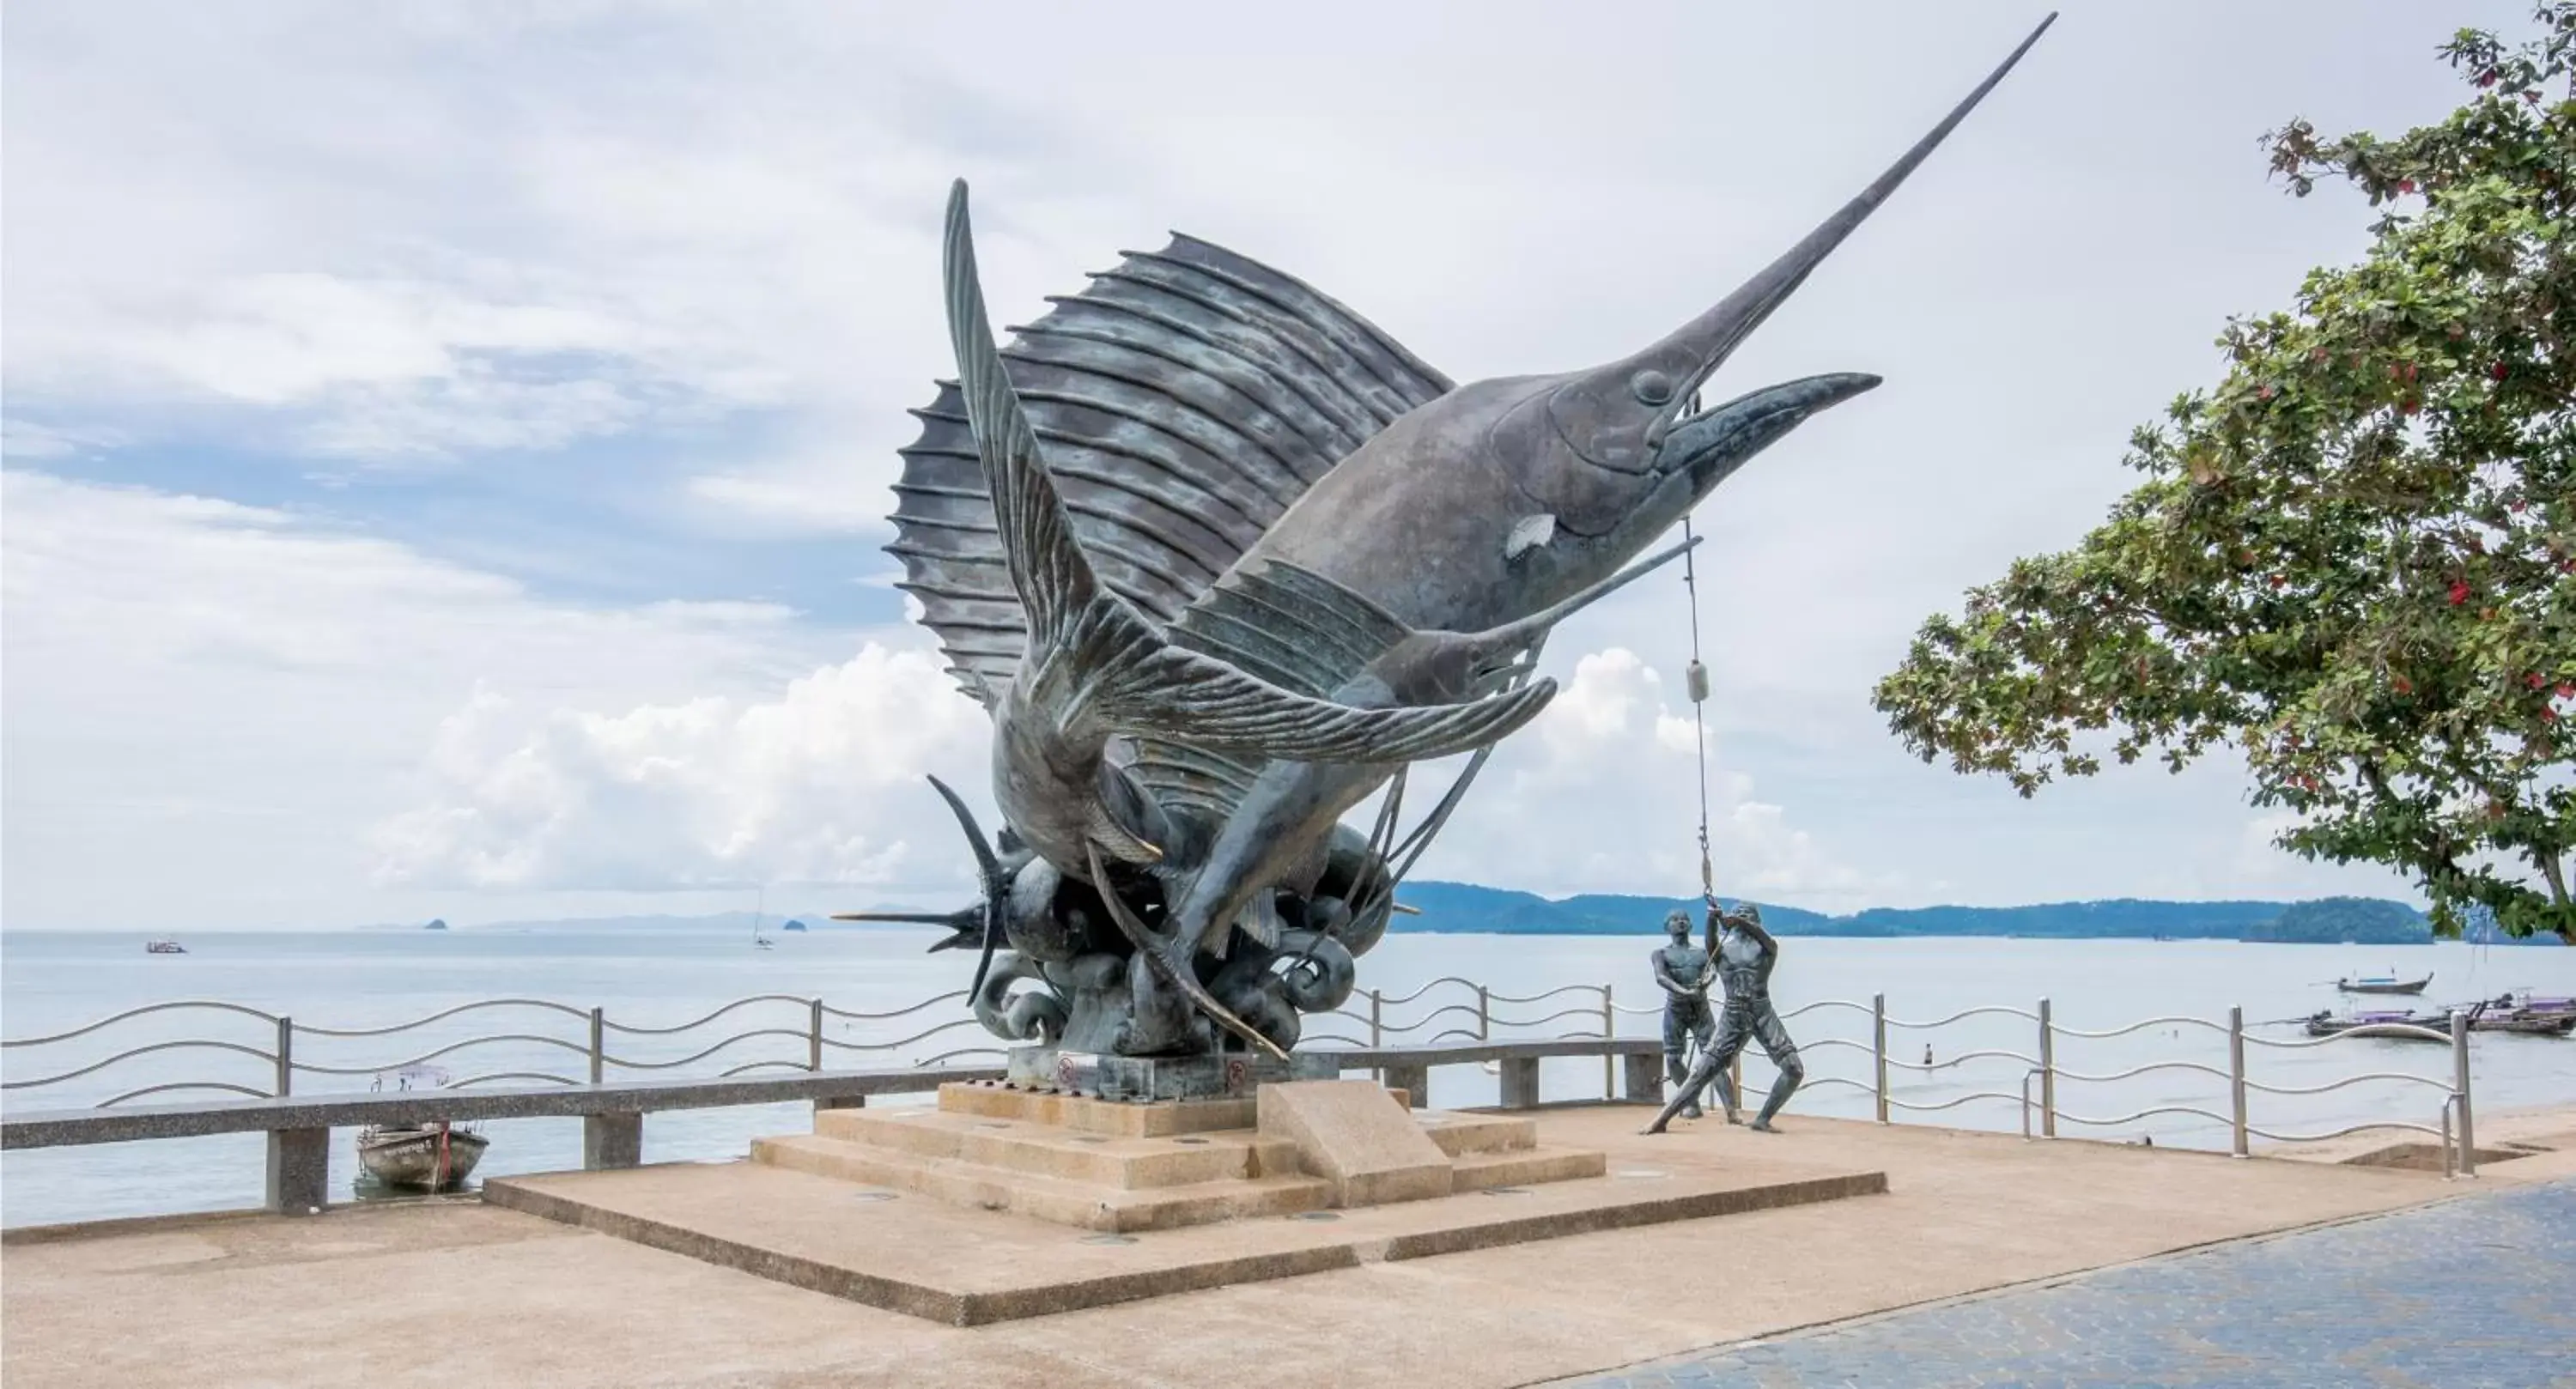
[2473,1012,2576,1037]
[357,1064,488,1192]
[2300,1007,2456,1040]
[2335,972,2432,995]
[2467,992,2576,1036]
[144,938,185,955]
[356,1124,489,1190]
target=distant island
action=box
[1384,885,2504,946]
[349,891,2553,945]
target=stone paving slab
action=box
[1558,1179,2576,1389]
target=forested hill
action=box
[1388,885,2464,944]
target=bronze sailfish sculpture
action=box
[848,15,2057,1059]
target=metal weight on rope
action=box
[1679,386,1716,901]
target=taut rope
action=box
[1680,393,1714,901]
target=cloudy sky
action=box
[2,1,2521,930]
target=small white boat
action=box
[358,1065,486,1192]
[144,939,185,955]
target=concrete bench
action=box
[1,1064,1003,1215]
[1313,1038,1665,1111]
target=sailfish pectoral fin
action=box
[1097,640,1558,766]
[1474,535,1703,655]
[942,179,1097,646]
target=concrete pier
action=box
[7,1103,2573,1388]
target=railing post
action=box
[588,1007,605,1085]
[1872,993,1888,1124]
[2038,997,2056,1139]
[1476,984,1491,1040]
[1601,984,1616,1101]
[266,1016,317,1216]
[1370,988,1384,1085]
[274,1016,293,1097]
[809,998,825,1072]
[2228,1004,2249,1157]
[2451,1009,2476,1178]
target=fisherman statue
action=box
[1650,909,1717,1119]
[1643,902,1804,1134]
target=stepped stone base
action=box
[481,1077,1887,1324]
[484,1120,1886,1325]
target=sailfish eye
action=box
[1631,369,1674,406]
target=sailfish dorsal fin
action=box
[889,229,1451,708]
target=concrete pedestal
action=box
[584,1112,642,1170]
[1005,1046,1336,1102]
[264,1127,329,1215]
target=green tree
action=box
[1873,5,2576,943]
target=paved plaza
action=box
[1567,1179,2576,1389]
[10,1111,2573,1389]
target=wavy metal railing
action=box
[293,999,590,1038]
[2,980,2483,1175]
[3,992,1008,1110]
[1323,980,2482,1176]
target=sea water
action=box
[4,929,2570,1228]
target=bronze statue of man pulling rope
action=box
[1643,901,1805,1134]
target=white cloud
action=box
[1416,649,1893,908]
[0,470,870,927]
[373,646,987,891]
[683,438,896,537]
[5,2,2500,926]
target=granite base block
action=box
[1005,1046,1338,1102]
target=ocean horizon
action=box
[6,928,2570,1229]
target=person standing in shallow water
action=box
[1643,901,1805,1135]
[1650,910,1717,1119]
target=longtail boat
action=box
[356,1065,488,1192]
[2468,992,2576,1037]
[2334,972,2433,996]
[2300,1006,2458,1040]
